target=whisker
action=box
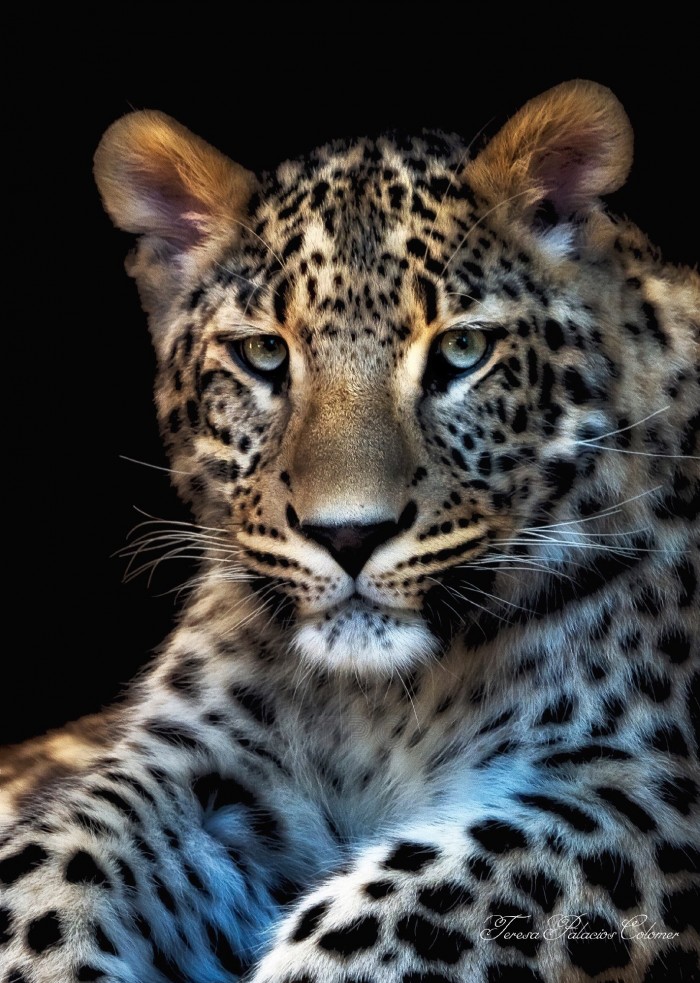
[119,455,195,477]
[574,444,699,460]
[578,405,671,443]
[421,118,493,263]
[440,189,534,276]
[520,487,663,531]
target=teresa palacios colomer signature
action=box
[481,914,679,942]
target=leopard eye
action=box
[433,328,492,376]
[232,335,289,379]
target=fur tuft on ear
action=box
[465,80,633,223]
[94,111,258,248]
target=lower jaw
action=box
[291,598,439,675]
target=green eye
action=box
[234,335,289,378]
[436,328,491,374]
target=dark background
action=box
[5,35,696,745]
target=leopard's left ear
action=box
[465,80,633,226]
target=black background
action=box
[5,33,696,745]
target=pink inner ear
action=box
[533,129,614,216]
[133,161,209,247]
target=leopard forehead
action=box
[174,132,506,356]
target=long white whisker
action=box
[578,406,671,444]
[119,455,195,477]
[575,444,699,460]
[440,189,534,276]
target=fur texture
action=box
[0,80,698,983]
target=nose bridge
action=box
[291,384,413,525]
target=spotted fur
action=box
[1,80,698,982]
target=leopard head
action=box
[96,81,661,675]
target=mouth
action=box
[292,595,439,675]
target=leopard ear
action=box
[94,110,258,250]
[465,80,633,225]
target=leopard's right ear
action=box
[94,111,258,315]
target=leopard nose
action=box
[299,504,417,578]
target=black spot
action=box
[115,856,136,888]
[26,910,62,954]
[152,943,190,982]
[470,820,527,854]
[0,843,48,885]
[673,558,697,607]
[658,628,692,665]
[192,773,282,846]
[658,775,698,815]
[65,850,110,888]
[165,658,201,699]
[543,458,577,498]
[310,181,330,209]
[383,841,439,872]
[663,887,700,932]
[229,683,276,725]
[641,300,668,347]
[596,787,656,832]
[565,914,630,974]
[145,719,201,750]
[511,404,528,433]
[291,901,329,942]
[541,743,631,767]
[318,915,379,956]
[274,278,291,324]
[395,912,472,963]
[417,275,438,324]
[518,793,597,833]
[656,842,700,875]
[476,708,514,736]
[155,876,177,914]
[282,233,304,259]
[5,972,30,983]
[643,946,700,982]
[562,366,595,404]
[91,787,139,822]
[0,905,11,945]
[186,399,199,428]
[538,694,574,725]
[184,863,205,892]
[187,287,204,310]
[543,319,565,351]
[578,850,640,910]
[649,724,689,757]
[77,967,106,981]
[634,667,672,702]
[205,922,247,974]
[94,924,118,955]
[364,880,396,899]
[513,870,563,913]
[418,882,473,913]
[467,855,495,881]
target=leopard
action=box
[0,79,698,983]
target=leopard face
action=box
[95,82,693,674]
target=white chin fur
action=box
[292,602,438,675]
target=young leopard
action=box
[1,80,698,983]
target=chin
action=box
[292,598,439,675]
